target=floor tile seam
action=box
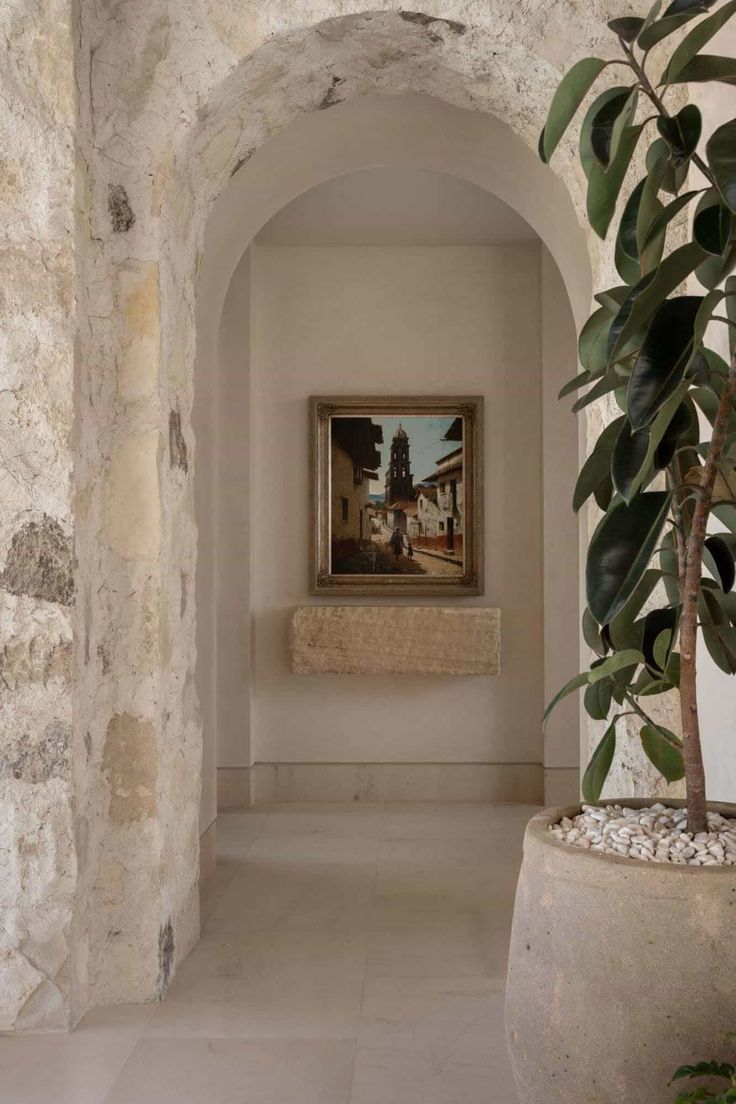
[237,810,272,858]
[139,1034,362,1043]
[348,803,383,1103]
[99,1030,153,1104]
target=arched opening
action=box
[193,91,584,853]
[64,8,606,1023]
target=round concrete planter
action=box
[505,800,736,1104]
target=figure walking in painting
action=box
[406,538,414,560]
[389,527,403,560]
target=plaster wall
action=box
[248,242,544,783]
[196,94,590,817]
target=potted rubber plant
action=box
[505,3,736,1102]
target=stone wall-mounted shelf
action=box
[290,606,501,676]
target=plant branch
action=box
[679,347,736,832]
[619,40,717,189]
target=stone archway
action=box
[156,8,607,1007]
[4,6,620,1034]
[194,89,590,837]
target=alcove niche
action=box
[193,93,585,856]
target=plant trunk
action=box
[679,350,736,834]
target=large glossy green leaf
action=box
[704,534,735,591]
[540,57,607,163]
[612,419,651,502]
[542,671,589,732]
[654,399,693,467]
[587,491,672,625]
[609,245,707,362]
[607,568,661,647]
[616,180,646,283]
[584,678,613,720]
[699,586,736,672]
[661,0,736,82]
[588,648,645,682]
[628,297,702,430]
[672,1061,736,1084]
[694,190,733,254]
[663,0,715,13]
[656,105,702,167]
[583,606,609,656]
[642,606,679,670]
[609,16,646,40]
[615,236,643,286]
[558,371,590,399]
[595,286,631,312]
[693,289,728,356]
[636,141,669,257]
[572,367,622,413]
[593,473,615,514]
[580,88,631,178]
[609,88,640,169]
[579,307,614,376]
[572,416,625,511]
[695,240,736,291]
[708,119,736,213]
[641,189,701,252]
[581,717,618,803]
[590,88,633,167]
[640,724,685,782]
[703,620,736,673]
[640,0,663,36]
[587,124,645,240]
[638,4,714,51]
[660,529,682,605]
[614,385,690,501]
[667,55,736,84]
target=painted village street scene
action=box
[329,414,464,576]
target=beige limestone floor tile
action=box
[214,811,269,858]
[378,835,521,867]
[374,861,518,910]
[254,801,385,818]
[0,1005,155,1104]
[205,859,377,934]
[145,930,368,1039]
[199,860,239,927]
[357,975,505,1054]
[103,1038,356,1104]
[349,1040,516,1104]
[5,803,527,1104]
[381,802,536,841]
[248,829,381,863]
[366,903,488,932]
[365,925,490,979]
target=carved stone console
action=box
[290,606,501,676]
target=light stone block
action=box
[289,606,500,676]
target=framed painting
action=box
[310,395,484,596]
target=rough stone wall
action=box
[0,0,77,1030]
[1,0,666,1031]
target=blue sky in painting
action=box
[368,415,457,495]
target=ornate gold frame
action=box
[310,395,484,596]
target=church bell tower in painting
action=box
[384,424,413,504]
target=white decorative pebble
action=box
[550,805,736,866]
